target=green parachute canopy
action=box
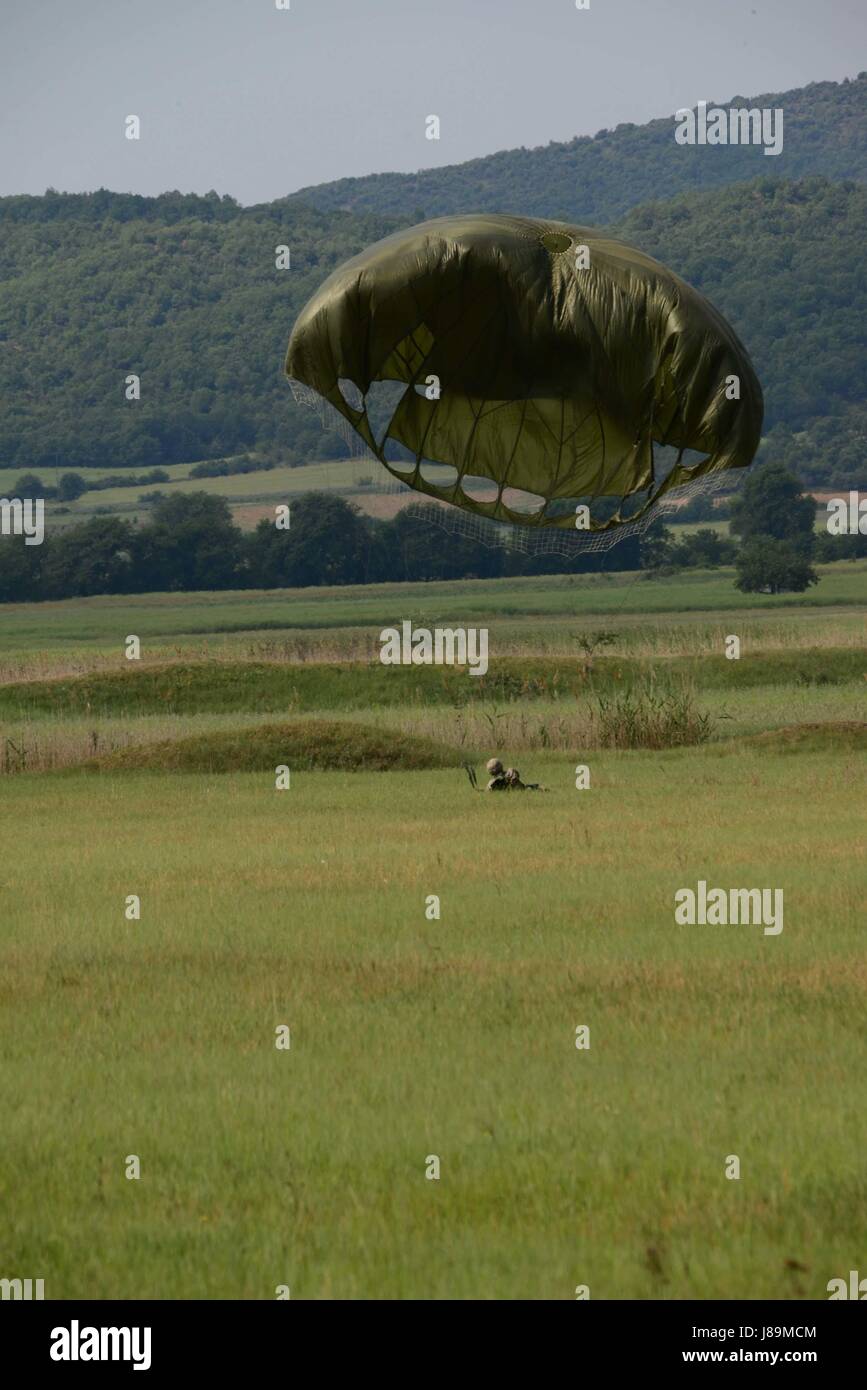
[285,214,762,534]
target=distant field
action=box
[665,517,730,537]
[0,455,289,492]
[669,516,833,538]
[1,564,865,667]
[10,457,392,530]
[0,458,201,493]
[68,458,374,510]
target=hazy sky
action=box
[1,0,864,205]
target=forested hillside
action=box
[0,196,395,472]
[617,177,867,488]
[1,73,865,491]
[286,76,867,222]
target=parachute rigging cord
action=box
[289,378,735,556]
[285,215,761,556]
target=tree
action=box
[640,520,675,569]
[57,471,87,501]
[735,538,818,594]
[12,472,46,498]
[386,505,504,581]
[670,527,737,568]
[729,462,817,552]
[41,517,138,597]
[814,529,867,561]
[140,492,244,591]
[0,532,44,600]
[246,493,371,588]
[675,491,721,523]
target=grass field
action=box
[1,563,865,664]
[0,456,366,495]
[7,456,398,531]
[1,565,865,1298]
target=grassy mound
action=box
[1,648,863,717]
[721,722,867,755]
[79,720,463,774]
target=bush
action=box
[82,719,462,773]
[814,530,867,561]
[57,471,87,501]
[735,538,819,593]
[88,468,171,491]
[12,472,55,499]
[669,527,738,568]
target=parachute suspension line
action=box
[289,379,370,461]
[290,375,734,556]
[289,378,417,501]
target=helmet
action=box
[486,758,503,775]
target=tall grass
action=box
[1,610,864,685]
[6,683,862,773]
[588,682,714,749]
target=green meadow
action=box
[1,565,865,1298]
[0,455,365,497]
[1,563,865,664]
[2,456,388,531]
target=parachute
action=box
[284,214,762,545]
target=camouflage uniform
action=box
[484,757,544,791]
[485,757,508,791]
[504,768,527,789]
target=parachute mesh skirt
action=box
[285,215,763,556]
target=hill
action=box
[0,197,394,473]
[1,180,864,490]
[284,75,867,222]
[0,74,865,490]
[617,177,867,487]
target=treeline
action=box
[2,477,861,604]
[1,173,866,490]
[10,469,172,501]
[0,491,643,602]
[8,455,280,502]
